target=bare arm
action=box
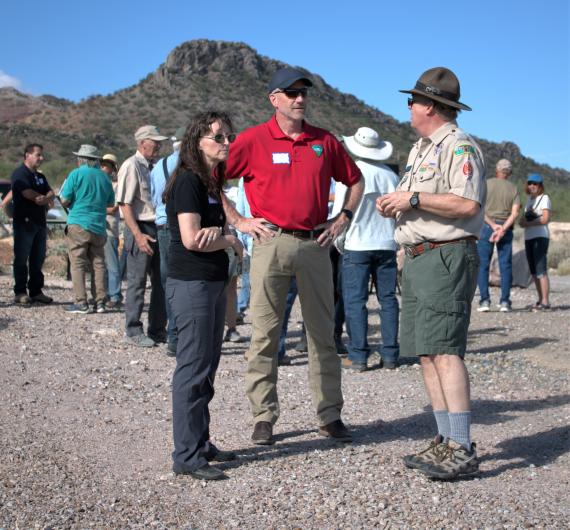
[119,203,155,256]
[520,208,551,227]
[376,191,479,219]
[179,212,243,257]
[221,192,273,243]
[315,176,364,247]
[22,188,54,206]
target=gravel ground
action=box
[0,273,569,529]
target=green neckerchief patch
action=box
[454,144,476,157]
[312,144,324,157]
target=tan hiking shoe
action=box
[420,439,479,480]
[403,435,446,469]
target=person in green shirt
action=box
[60,144,115,314]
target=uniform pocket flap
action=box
[425,300,468,315]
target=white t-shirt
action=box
[332,160,398,251]
[524,194,551,240]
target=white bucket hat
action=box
[342,127,393,161]
[73,144,101,159]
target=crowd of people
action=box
[3,66,553,483]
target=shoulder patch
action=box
[454,144,476,157]
[462,161,473,178]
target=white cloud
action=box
[0,70,23,89]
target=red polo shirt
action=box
[225,115,361,230]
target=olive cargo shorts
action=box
[400,240,479,357]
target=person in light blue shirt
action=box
[235,177,252,317]
[60,144,115,313]
[333,127,400,371]
[150,127,184,356]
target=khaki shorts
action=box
[400,240,479,357]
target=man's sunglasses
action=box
[202,133,237,144]
[275,88,309,99]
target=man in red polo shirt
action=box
[223,67,364,445]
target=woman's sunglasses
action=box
[202,133,237,145]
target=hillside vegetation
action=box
[1,39,568,219]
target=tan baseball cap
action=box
[496,159,512,172]
[134,125,168,142]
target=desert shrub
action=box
[556,258,570,276]
[548,235,570,269]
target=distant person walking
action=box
[476,159,520,312]
[519,174,551,310]
[60,145,115,314]
[164,111,243,481]
[334,126,400,372]
[377,67,486,480]
[10,143,55,305]
[116,125,168,347]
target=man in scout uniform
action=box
[222,67,364,445]
[377,67,486,480]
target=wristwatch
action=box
[341,208,353,220]
[409,192,420,209]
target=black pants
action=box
[167,278,227,472]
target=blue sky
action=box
[2,0,569,170]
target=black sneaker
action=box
[205,443,237,462]
[173,463,227,480]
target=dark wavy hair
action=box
[163,110,233,203]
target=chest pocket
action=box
[413,168,438,192]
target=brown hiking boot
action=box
[318,419,352,442]
[251,421,274,445]
[403,435,446,470]
[419,439,479,480]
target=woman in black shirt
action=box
[164,111,243,481]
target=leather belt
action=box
[405,236,477,257]
[264,223,324,240]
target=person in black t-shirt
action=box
[163,111,243,481]
[10,144,55,305]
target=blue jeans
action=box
[104,235,122,302]
[157,226,177,346]
[277,277,299,360]
[342,250,400,364]
[13,221,47,297]
[237,255,250,313]
[477,223,513,304]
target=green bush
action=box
[548,235,570,269]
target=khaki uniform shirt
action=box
[106,181,120,238]
[395,121,486,246]
[485,178,520,221]
[115,150,155,222]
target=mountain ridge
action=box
[1,39,568,190]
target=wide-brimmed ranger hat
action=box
[400,67,472,111]
[268,67,313,93]
[73,144,101,159]
[342,127,393,161]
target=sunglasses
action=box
[276,88,309,99]
[202,133,237,144]
[527,182,540,185]
[407,97,415,109]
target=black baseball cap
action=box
[268,67,313,93]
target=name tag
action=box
[272,152,290,164]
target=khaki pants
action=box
[247,232,343,426]
[65,224,106,304]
